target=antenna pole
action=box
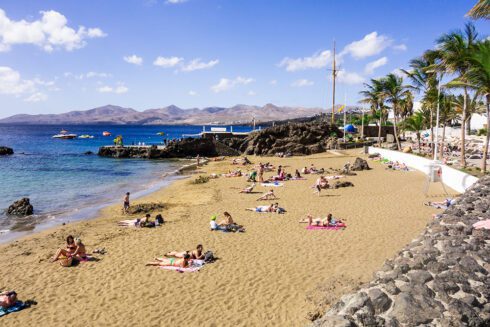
[331,40,337,125]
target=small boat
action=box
[102,131,111,136]
[157,132,165,136]
[79,134,94,139]
[52,129,77,139]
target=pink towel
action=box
[306,224,346,230]
[159,266,201,273]
[473,219,490,230]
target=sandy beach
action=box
[0,149,452,326]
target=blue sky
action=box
[0,0,487,118]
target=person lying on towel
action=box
[146,253,191,268]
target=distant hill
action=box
[0,104,331,125]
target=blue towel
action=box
[0,301,27,317]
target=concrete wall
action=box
[367,147,479,193]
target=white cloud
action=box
[181,58,219,72]
[391,68,405,78]
[269,80,277,85]
[341,32,392,59]
[393,44,407,51]
[364,57,388,74]
[24,92,47,102]
[247,90,256,96]
[188,90,197,96]
[64,71,111,79]
[279,50,331,72]
[291,79,314,87]
[97,84,128,94]
[336,71,365,85]
[211,76,254,93]
[153,56,183,67]
[0,9,106,52]
[123,55,143,65]
[0,66,35,95]
[166,0,187,3]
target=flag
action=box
[337,105,345,113]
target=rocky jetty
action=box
[98,138,239,159]
[0,146,13,155]
[224,121,341,156]
[7,198,33,216]
[127,202,165,215]
[310,177,490,326]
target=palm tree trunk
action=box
[440,120,447,161]
[430,107,434,157]
[461,88,467,167]
[482,95,490,173]
[393,115,401,150]
[377,109,382,147]
[417,132,421,153]
[466,115,471,135]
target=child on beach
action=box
[123,192,130,214]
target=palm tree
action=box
[359,78,384,146]
[439,94,458,160]
[437,22,480,167]
[466,0,490,20]
[380,73,413,150]
[402,112,426,152]
[461,40,490,172]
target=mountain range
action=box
[0,104,331,125]
[0,104,366,125]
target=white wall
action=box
[367,147,479,193]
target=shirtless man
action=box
[123,192,130,214]
[0,291,17,309]
[166,244,205,260]
[257,189,277,201]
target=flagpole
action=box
[434,74,441,161]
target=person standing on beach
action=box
[196,154,200,167]
[123,192,130,214]
[258,163,264,182]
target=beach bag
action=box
[156,215,164,225]
[204,251,214,263]
[59,257,73,267]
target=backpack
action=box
[204,251,214,263]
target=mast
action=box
[331,40,337,125]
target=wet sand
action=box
[0,150,452,326]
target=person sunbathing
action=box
[299,214,323,225]
[71,238,88,261]
[51,235,77,262]
[146,253,191,268]
[425,198,455,209]
[166,244,204,260]
[246,204,275,213]
[117,218,141,227]
[257,189,277,201]
[223,170,242,177]
[240,183,256,193]
[0,291,17,309]
[219,212,245,232]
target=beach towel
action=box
[0,302,29,317]
[325,175,344,180]
[261,182,284,187]
[289,177,306,180]
[306,224,346,230]
[159,260,205,273]
[473,219,490,230]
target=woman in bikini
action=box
[166,245,204,260]
[51,235,77,262]
[146,253,191,268]
[71,238,88,261]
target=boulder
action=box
[127,202,165,215]
[7,198,33,216]
[350,157,370,171]
[0,146,13,156]
[334,181,354,189]
[402,146,412,153]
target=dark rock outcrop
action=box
[7,198,33,216]
[127,202,165,215]
[334,181,354,189]
[0,146,13,155]
[351,157,370,171]
[311,176,490,326]
[223,121,341,156]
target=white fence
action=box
[367,147,479,193]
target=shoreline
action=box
[0,150,450,326]
[0,158,199,244]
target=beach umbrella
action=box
[344,124,357,133]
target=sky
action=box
[0,0,488,118]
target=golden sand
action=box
[0,150,452,326]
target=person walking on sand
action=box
[123,192,130,214]
[258,163,264,183]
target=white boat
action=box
[52,129,77,139]
[79,134,94,139]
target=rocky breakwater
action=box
[98,137,239,159]
[223,121,341,156]
[7,198,33,216]
[0,146,13,155]
[311,176,490,327]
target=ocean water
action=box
[0,124,252,242]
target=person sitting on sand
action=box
[257,189,277,201]
[210,215,227,231]
[51,235,77,262]
[240,183,256,193]
[166,244,205,260]
[219,212,245,232]
[248,170,257,182]
[71,238,88,262]
[302,166,310,174]
[140,214,155,227]
[314,176,329,195]
[0,291,17,309]
[310,164,318,173]
[294,169,302,178]
[146,253,191,268]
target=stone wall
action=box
[311,176,490,327]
